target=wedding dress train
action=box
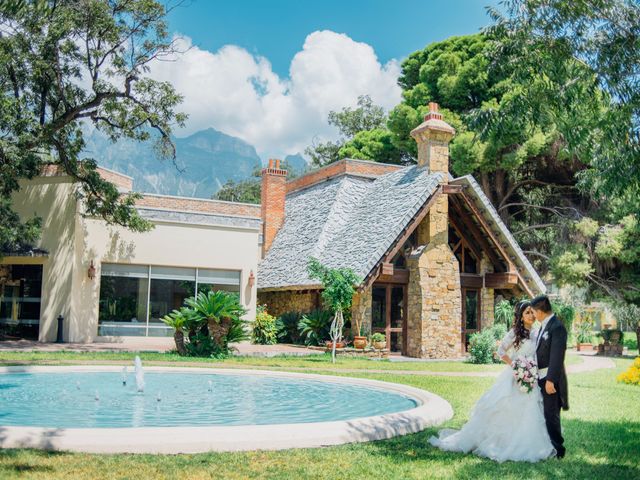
[428,330,556,463]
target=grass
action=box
[0,349,582,371]
[0,354,637,479]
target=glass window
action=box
[149,267,196,325]
[196,269,240,296]
[465,290,479,330]
[98,267,150,337]
[390,286,404,329]
[372,286,386,329]
[0,264,42,339]
[98,264,241,337]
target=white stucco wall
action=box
[7,175,261,342]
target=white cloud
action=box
[147,30,402,160]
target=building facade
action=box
[1,166,261,342]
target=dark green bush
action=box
[298,309,332,346]
[276,311,303,344]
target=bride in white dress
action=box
[429,301,556,463]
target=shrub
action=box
[276,311,302,344]
[298,309,332,346]
[183,290,249,357]
[575,316,595,344]
[494,300,514,329]
[552,300,576,334]
[488,323,507,341]
[617,357,640,386]
[468,329,501,364]
[371,332,386,343]
[252,305,278,345]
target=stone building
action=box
[258,103,545,358]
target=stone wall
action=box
[351,285,372,336]
[480,253,495,329]
[257,289,319,317]
[406,209,462,358]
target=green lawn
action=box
[0,349,582,372]
[0,354,637,479]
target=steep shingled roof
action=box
[257,165,443,289]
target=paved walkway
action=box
[0,339,323,357]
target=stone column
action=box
[406,103,462,358]
[480,253,495,329]
[351,285,372,336]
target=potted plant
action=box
[371,332,387,350]
[575,316,594,352]
[353,324,370,350]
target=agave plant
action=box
[161,307,191,355]
[298,309,332,346]
[494,300,514,329]
[185,291,247,349]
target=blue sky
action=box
[155,0,498,159]
[167,0,497,78]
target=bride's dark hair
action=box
[512,300,532,350]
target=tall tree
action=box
[484,0,640,303]
[385,33,602,284]
[0,0,186,255]
[305,95,390,166]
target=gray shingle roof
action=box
[258,166,443,289]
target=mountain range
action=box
[83,128,308,199]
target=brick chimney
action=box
[410,102,455,176]
[260,158,287,256]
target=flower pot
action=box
[325,340,345,350]
[373,341,387,350]
[577,343,592,352]
[353,336,367,350]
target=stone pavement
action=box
[0,339,323,357]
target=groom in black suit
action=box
[531,295,569,459]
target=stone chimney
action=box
[410,102,455,177]
[260,159,287,256]
[405,102,462,359]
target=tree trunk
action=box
[208,317,233,348]
[174,330,186,356]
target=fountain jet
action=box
[134,356,145,393]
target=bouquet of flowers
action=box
[511,357,538,393]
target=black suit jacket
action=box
[536,315,569,410]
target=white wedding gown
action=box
[429,329,556,463]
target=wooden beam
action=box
[381,262,394,276]
[449,196,502,268]
[448,210,484,262]
[442,184,463,194]
[484,272,519,289]
[459,191,534,297]
[460,274,483,288]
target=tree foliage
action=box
[304,95,395,166]
[0,0,187,254]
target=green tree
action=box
[0,0,187,254]
[483,0,640,303]
[213,160,302,204]
[305,95,389,166]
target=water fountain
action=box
[134,356,145,393]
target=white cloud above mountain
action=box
[147,30,402,161]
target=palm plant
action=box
[298,309,332,346]
[161,308,190,355]
[494,300,514,329]
[185,291,247,349]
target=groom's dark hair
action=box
[530,295,553,313]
